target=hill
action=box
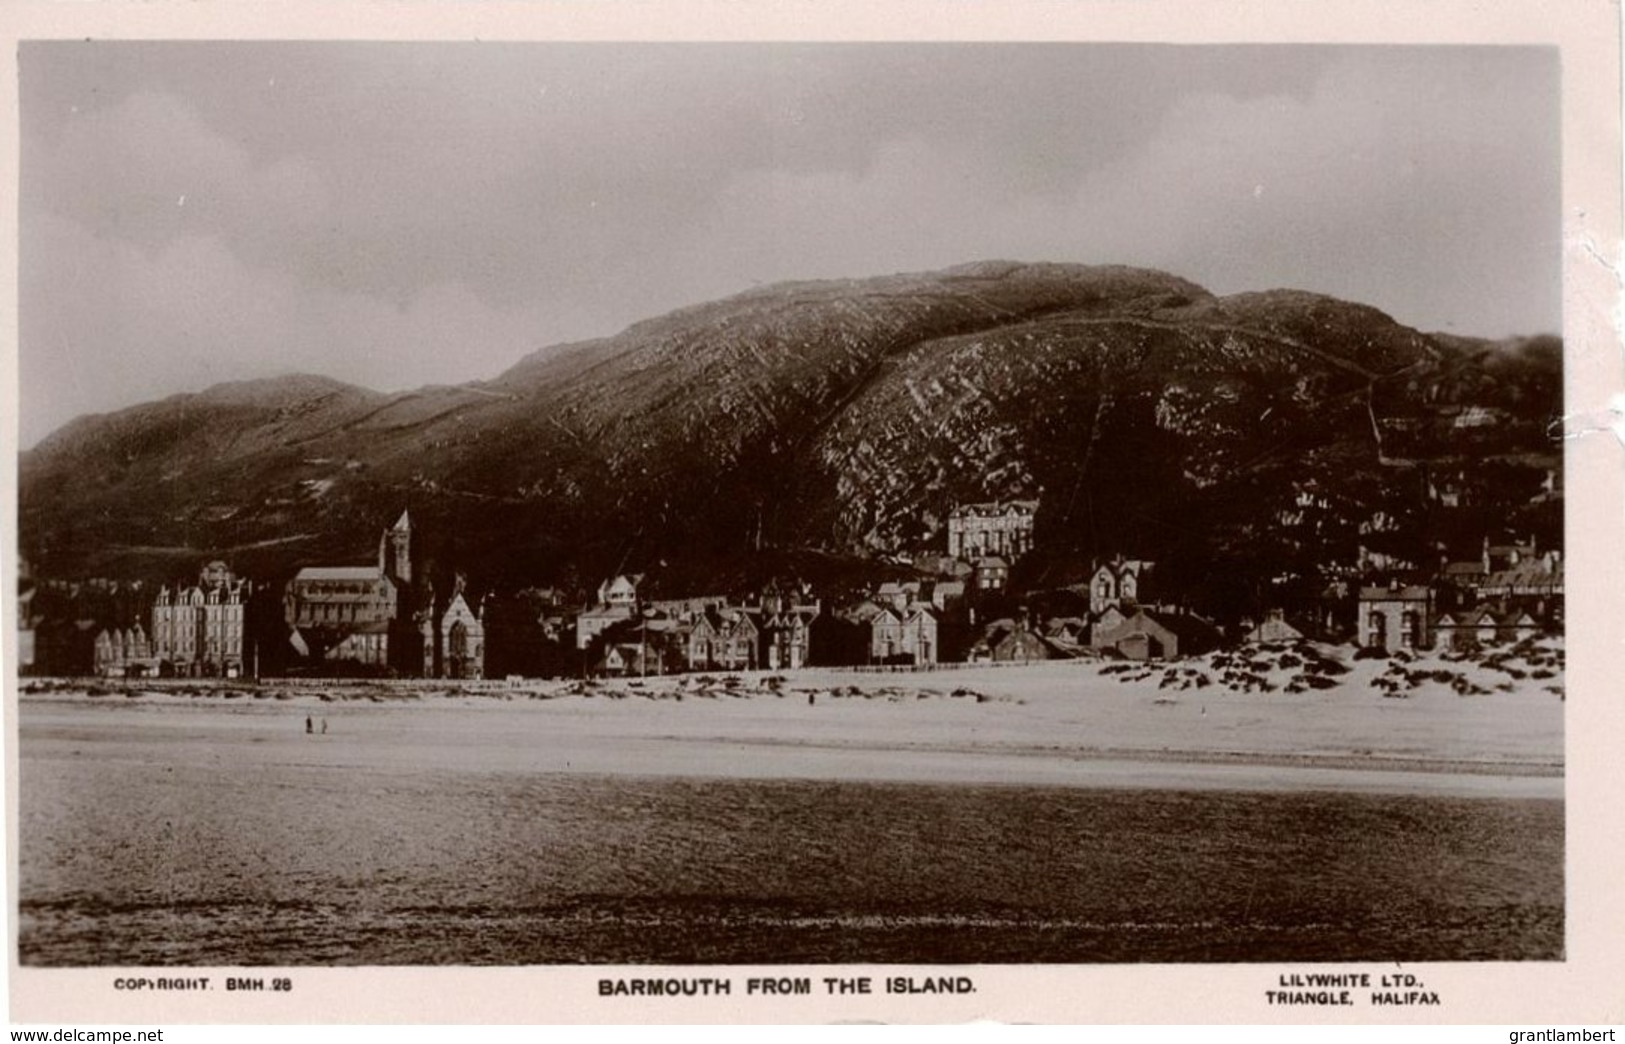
[18,261,1561,618]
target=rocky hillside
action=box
[18,261,1561,617]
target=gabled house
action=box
[1244,609,1304,644]
[1500,610,1540,645]
[815,597,937,667]
[1089,605,1127,648]
[1093,610,1179,660]
[973,555,1009,592]
[683,606,759,671]
[753,604,819,670]
[862,604,904,662]
[597,642,663,678]
[1044,616,1089,649]
[597,574,642,608]
[1092,608,1218,661]
[577,574,643,650]
[1434,607,1540,650]
[977,616,1050,663]
[94,624,155,677]
[1087,556,1154,616]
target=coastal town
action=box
[14,495,1564,684]
[12,33,1587,993]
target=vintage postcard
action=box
[2,0,1621,1027]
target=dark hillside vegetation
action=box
[20,261,1561,620]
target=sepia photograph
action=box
[3,2,1621,1028]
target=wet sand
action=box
[16,664,1565,964]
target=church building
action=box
[283,510,423,674]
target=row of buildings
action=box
[1355,537,1563,652]
[25,561,255,679]
[17,494,1563,677]
[579,582,822,676]
[27,511,490,680]
[569,553,1222,674]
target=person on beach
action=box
[305,714,313,734]
[321,718,328,734]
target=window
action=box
[1366,611,1387,648]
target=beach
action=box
[16,654,1565,964]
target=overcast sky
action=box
[19,43,1559,447]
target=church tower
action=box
[379,509,413,587]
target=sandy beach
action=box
[20,649,1565,798]
[16,650,1566,964]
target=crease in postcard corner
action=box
[1558,398,1625,446]
[1560,227,1625,448]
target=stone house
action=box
[1356,584,1431,651]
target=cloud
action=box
[1043,49,1559,334]
[20,212,565,446]
[31,90,334,255]
[19,45,1559,446]
[679,49,1557,340]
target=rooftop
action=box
[1357,585,1430,601]
[293,566,386,583]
